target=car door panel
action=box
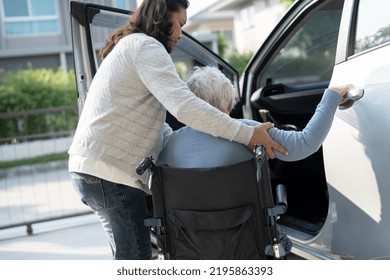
[251,85,325,114]
[250,85,325,133]
[241,0,344,246]
[325,43,390,259]
[322,0,390,259]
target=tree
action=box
[217,32,253,76]
[0,68,77,139]
[227,49,253,76]
[280,0,294,7]
[217,32,228,58]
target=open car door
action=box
[240,0,345,258]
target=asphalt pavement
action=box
[0,213,304,260]
[0,162,304,260]
[0,214,112,260]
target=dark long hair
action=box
[100,0,189,59]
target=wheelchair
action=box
[137,145,288,260]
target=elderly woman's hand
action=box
[330,84,353,97]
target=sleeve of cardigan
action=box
[132,39,254,145]
[239,89,342,161]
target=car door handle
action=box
[338,88,364,110]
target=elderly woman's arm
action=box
[242,88,344,161]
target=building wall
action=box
[184,0,287,55]
[0,0,137,72]
[184,12,235,53]
[234,0,286,53]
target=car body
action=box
[70,0,390,259]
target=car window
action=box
[2,0,60,37]
[259,8,342,87]
[88,10,232,82]
[354,0,390,54]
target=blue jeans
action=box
[70,172,151,260]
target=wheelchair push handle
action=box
[136,155,155,175]
[254,145,266,163]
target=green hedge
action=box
[0,68,78,140]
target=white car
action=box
[70,0,390,259]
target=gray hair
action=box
[186,66,236,112]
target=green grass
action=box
[0,152,68,169]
